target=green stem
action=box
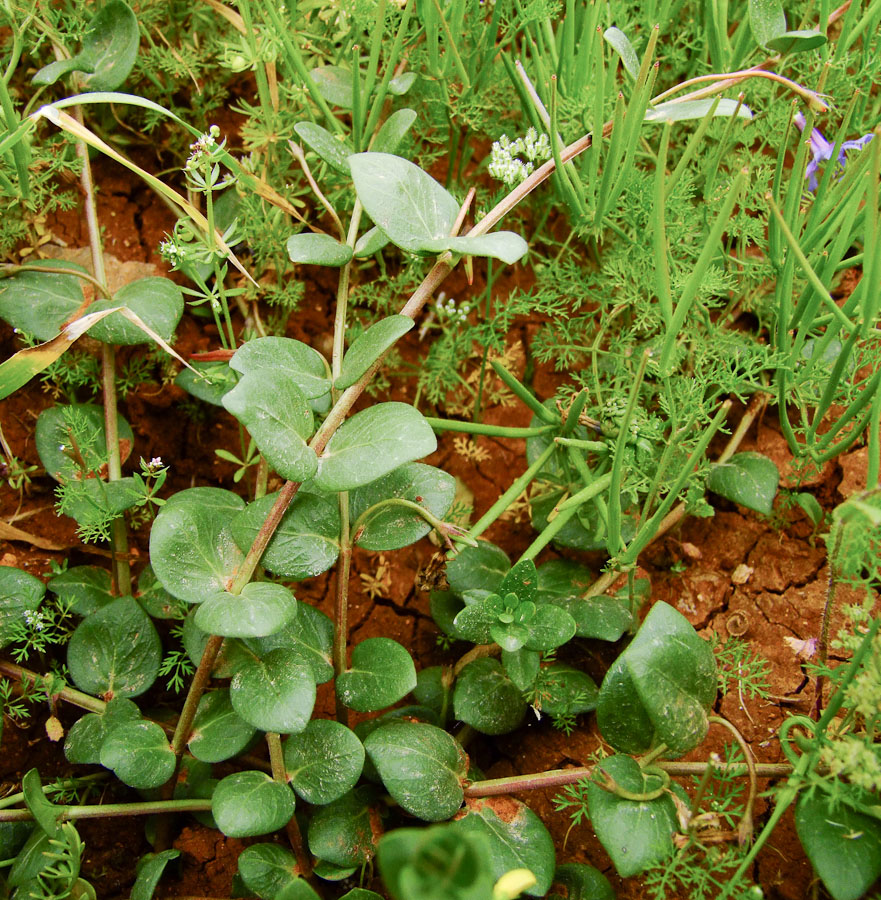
[0,799,212,824]
[334,495,352,728]
[425,418,555,438]
[0,62,30,200]
[0,773,109,811]
[607,349,650,554]
[0,264,110,298]
[69,101,130,596]
[461,442,556,545]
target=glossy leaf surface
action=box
[67,596,161,698]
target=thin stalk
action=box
[653,123,673,327]
[169,635,223,761]
[461,442,556,545]
[0,264,111,297]
[0,773,109,811]
[658,172,746,375]
[259,0,343,134]
[71,102,130,596]
[553,472,614,513]
[0,63,30,199]
[767,197,855,332]
[607,349,650,553]
[425,419,555,438]
[0,799,212,824]
[464,761,794,798]
[329,202,363,729]
[0,660,105,714]
[267,732,312,878]
[708,716,757,844]
[334,496,352,728]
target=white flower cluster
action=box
[436,292,472,324]
[23,609,47,632]
[488,128,552,187]
[158,237,185,267]
[186,125,222,172]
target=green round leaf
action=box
[533,664,598,717]
[748,0,787,48]
[87,276,184,345]
[131,850,181,900]
[0,566,46,650]
[212,771,296,838]
[175,361,238,407]
[586,754,677,877]
[287,233,354,267]
[453,658,526,735]
[182,608,252,679]
[453,797,556,896]
[796,793,881,900]
[230,337,331,410]
[135,564,185,619]
[454,595,503,645]
[314,402,437,492]
[230,648,316,733]
[188,689,257,763]
[194,582,296,639]
[564,595,633,642]
[99,720,175,789]
[222,371,317,483]
[149,488,246,605]
[766,29,827,53]
[33,0,139,91]
[412,666,453,724]
[246,602,334,684]
[48,566,113,617]
[307,787,379,867]
[446,541,510,598]
[336,637,417,712]
[335,316,414,391]
[348,153,459,253]
[293,121,352,175]
[596,601,717,756]
[353,226,390,258]
[371,108,417,155]
[67,596,161,698]
[64,697,140,765]
[364,721,467,822]
[350,463,456,551]
[310,66,354,107]
[0,259,86,341]
[523,604,577,652]
[283,719,365,805]
[501,648,540,691]
[445,232,528,265]
[237,843,299,899]
[377,825,494,900]
[36,404,134,482]
[707,451,779,516]
[429,591,464,638]
[231,489,340,581]
[548,863,615,900]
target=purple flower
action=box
[794,112,874,192]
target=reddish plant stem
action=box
[267,732,314,880]
[464,761,793,798]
